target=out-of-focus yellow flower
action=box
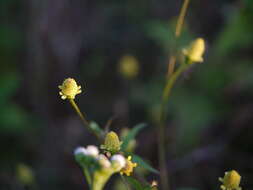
[120,156,137,176]
[183,38,205,63]
[219,170,242,190]
[58,78,82,100]
[101,131,122,154]
[118,55,139,79]
[16,164,35,185]
[150,180,158,190]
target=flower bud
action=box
[74,147,87,155]
[101,131,122,154]
[111,154,126,171]
[58,78,82,100]
[183,38,205,63]
[118,55,139,79]
[86,145,99,157]
[97,154,111,168]
[219,170,241,190]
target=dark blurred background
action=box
[1,0,253,189]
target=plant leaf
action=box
[124,176,144,190]
[132,154,159,174]
[121,123,146,151]
[89,121,104,138]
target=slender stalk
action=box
[175,0,190,37]
[160,0,191,188]
[158,63,190,190]
[69,99,101,140]
[167,0,191,77]
[83,167,92,188]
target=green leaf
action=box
[121,123,146,151]
[89,121,104,138]
[132,154,159,174]
[0,73,19,104]
[124,176,144,190]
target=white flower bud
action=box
[97,154,111,168]
[86,145,99,157]
[111,154,126,168]
[74,147,87,155]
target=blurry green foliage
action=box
[145,20,194,53]
[0,73,31,134]
[215,11,253,57]
[131,154,159,174]
[171,89,218,150]
[121,123,146,151]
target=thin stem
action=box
[162,64,189,104]
[161,0,191,188]
[167,0,190,77]
[175,0,190,37]
[167,56,176,77]
[158,63,190,190]
[83,167,92,188]
[69,99,101,140]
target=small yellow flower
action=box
[183,38,205,63]
[58,78,82,100]
[16,164,35,185]
[150,180,158,190]
[120,156,137,176]
[101,131,122,154]
[118,55,139,79]
[219,170,242,190]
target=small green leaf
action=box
[124,176,144,190]
[89,121,104,138]
[132,154,159,174]
[121,123,146,151]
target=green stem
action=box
[175,0,190,37]
[91,171,113,190]
[69,99,101,141]
[167,0,190,77]
[83,167,92,188]
[158,63,190,190]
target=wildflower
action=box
[101,131,122,154]
[151,180,158,190]
[97,154,111,168]
[120,156,137,176]
[58,78,82,100]
[111,154,126,171]
[183,38,205,63]
[16,164,35,185]
[118,55,139,79]
[86,145,99,157]
[74,147,87,155]
[219,170,242,190]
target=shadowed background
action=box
[1,0,253,189]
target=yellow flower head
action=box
[58,78,82,100]
[118,55,139,79]
[150,180,158,190]
[16,164,35,185]
[183,38,205,63]
[219,170,241,190]
[120,156,137,176]
[101,131,122,154]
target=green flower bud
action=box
[101,131,122,154]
